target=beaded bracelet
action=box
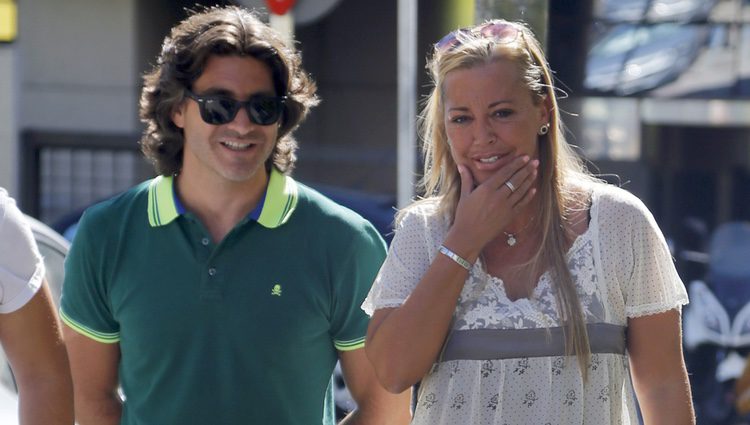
[438,245,472,271]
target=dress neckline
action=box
[473,186,600,303]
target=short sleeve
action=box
[0,190,45,313]
[60,207,120,343]
[596,187,688,318]
[362,202,440,316]
[330,221,387,351]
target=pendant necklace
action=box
[502,217,534,247]
[503,231,519,247]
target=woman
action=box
[363,20,694,424]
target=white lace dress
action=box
[362,184,688,425]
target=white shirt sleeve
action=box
[595,186,688,319]
[0,189,45,313]
[362,200,443,316]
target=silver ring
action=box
[504,180,516,193]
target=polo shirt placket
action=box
[165,173,271,302]
[202,262,221,299]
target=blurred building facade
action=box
[547,0,750,248]
[0,0,748,245]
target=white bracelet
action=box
[438,245,472,271]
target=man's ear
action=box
[172,102,186,129]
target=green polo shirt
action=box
[60,168,387,425]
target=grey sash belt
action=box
[439,323,626,362]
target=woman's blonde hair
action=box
[418,19,601,377]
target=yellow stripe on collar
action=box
[147,175,179,227]
[257,168,298,228]
[146,168,298,228]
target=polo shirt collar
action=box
[147,167,299,229]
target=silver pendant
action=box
[506,233,517,246]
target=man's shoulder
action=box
[76,180,153,232]
[295,183,375,229]
[293,183,387,248]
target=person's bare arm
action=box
[0,282,74,425]
[337,348,411,424]
[62,323,121,425]
[628,309,695,425]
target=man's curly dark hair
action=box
[139,6,319,176]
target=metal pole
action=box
[0,46,18,194]
[269,13,295,44]
[397,0,418,208]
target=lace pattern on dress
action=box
[453,234,606,331]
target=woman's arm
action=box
[337,347,412,424]
[628,309,695,425]
[366,249,474,393]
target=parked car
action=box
[25,215,70,304]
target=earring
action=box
[538,123,550,136]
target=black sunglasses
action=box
[184,89,286,126]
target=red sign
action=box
[265,0,296,15]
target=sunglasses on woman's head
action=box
[435,21,521,53]
[184,89,286,126]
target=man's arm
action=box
[62,323,121,425]
[0,281,74,425]
[628,309,695,425]
[337,348,411,425]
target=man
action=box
[0,188,73,424]
[60,6,409,424]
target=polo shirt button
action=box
[208,267,217,276]
[201,237,210,246]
